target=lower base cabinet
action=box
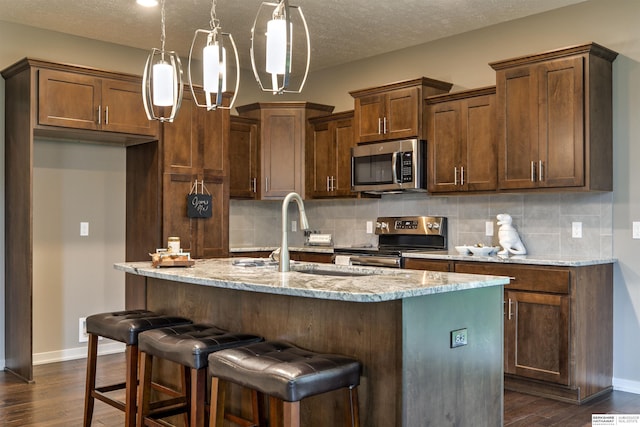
[405,258,613,404]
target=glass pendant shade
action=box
[251,0,310,94]
[142,48,184,121]
[188,28,240,110]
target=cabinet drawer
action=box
[454,262,570,294]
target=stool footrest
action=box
[94,381,126,394]
[92,391,126,412]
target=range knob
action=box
[377,221,389,230]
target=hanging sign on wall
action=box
[187,180,212,218]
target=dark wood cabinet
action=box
[237,102,334,199]
[453,261,612,403]
[426,87,497,193]
[349,77,452,144]
[403,258,452,272]
[38,68,158,137]
[229,116,260,199]
[490,43,617,191]
[307,111,355,198]
[161,91,229,258]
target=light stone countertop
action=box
[230,246,616,267]
[403,251,616,267]
[115,258,509,303]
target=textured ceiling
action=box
[0,0,587,71]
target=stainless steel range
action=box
[334,216,447,268]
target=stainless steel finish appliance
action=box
[351,139,426,194]
[334,216,447,268]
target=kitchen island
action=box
[115,259,509,426]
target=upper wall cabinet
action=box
[426,87,497,193]
[307,110,356,198]
[229,116,260,199]
[349,77,452,144]
[490,43,618,191]
[38,68,158,137]
[236,102,334,199]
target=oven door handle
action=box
[349,256,401,268]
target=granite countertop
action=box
[115,258,509,303]
[230,246,615,267]
[402,251,616,267]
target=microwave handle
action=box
[391,151,400,184]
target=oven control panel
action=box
[375,216,446,236]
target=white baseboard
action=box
[32,342,125,366]
[613,377,640,395]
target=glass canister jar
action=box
[167,236,181,253]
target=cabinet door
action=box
[497,66,539,189]
[230,117,259,199]
[38,69,101,130]
[505,290,570,385]
[427,101,462,192]
[162,173,197,254]
[200,105,227,176]
[385,87,420,140]
[261,108,303,198]
[353,94,385,143]
[308,121,335,198]
[101,79,158,136]
[464,94,497,191]
[163,94,199,173]
[196,175,229,258]
[538,56,584,188]
[333,116,355,196]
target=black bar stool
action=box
[136,323,263,427]
[208,341,362,427]
[83,309,192,427]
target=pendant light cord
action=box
[160,0,166,52]
[210,0,220,32]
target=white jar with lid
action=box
[167,236,181,253]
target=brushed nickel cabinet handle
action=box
[97,105,101,125]
[539,160,544,182]
[378,117,382,135]
[508,298,514,320]
[104,106,109,125]
[461,166,465,186]
[531,161,536,182]
[454,166,458,186]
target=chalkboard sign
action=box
[187,193,212,218]
[187,180,213,218]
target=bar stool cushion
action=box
[86,309,192,345]
[138,323,263,370]
[208,341,362,402]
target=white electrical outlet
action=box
[80,222,89,236]
[366,221,373,234]
[572,222,583,238]
[291,220,297,232]
[79,317,88,343]
[485,221,494,236]
[633,221,640,239]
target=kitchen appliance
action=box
[351,139,426,194]
[334,216,447,268]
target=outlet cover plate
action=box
[572,222,582,238]
[450,328,468,348]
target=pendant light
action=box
[142,0,184,122]
[250,0,310,94]
[188,0,240,110]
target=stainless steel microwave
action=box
[351,139,426,193]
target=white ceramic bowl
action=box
[468,246,499,256]
[455,245,471,255]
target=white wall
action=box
[2,0,640,394]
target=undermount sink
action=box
[294,268,373,277]
[290,264,380,277]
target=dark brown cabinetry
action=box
[307,111,355,198]
[454,261,612,403]
[38,68,158,137]
[161,91,229,258]
[237,102,334,199]
[490,43,618,191]
[349,77,452,144]
[229,116,260,199]
[426,87,497,193]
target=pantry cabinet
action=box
[349,77,452,144]
[38,68,158,137]
[161,90,229,258]
[229,116,260,199]
[490,43,618,191]
[426,87,497,193]
[237,102,334,199]
[307,111,356,198]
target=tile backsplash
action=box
[230,192,613,258]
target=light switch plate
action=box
[366,221,373,234]
[80,222,89,236]
[633,221,640,239]
[485,221,494,236]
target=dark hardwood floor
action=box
[1,353,639,426]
